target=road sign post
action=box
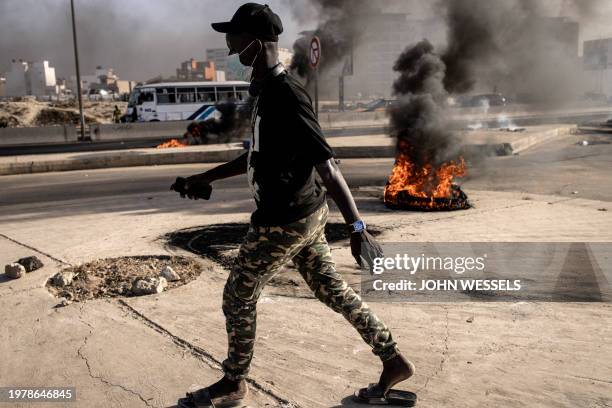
[309,36,321,117]
[314,71,319,117]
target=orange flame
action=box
[384,144,467,209]
[156,139,188,149]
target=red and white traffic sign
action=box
[309,36,321,69]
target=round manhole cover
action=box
[165,223,383,298]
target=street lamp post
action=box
[70,0,86,141]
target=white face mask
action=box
[238,39,262,67]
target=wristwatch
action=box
[349,219,366,234]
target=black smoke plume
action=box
[389,0,609,179]
[440,1,499,94]
[439,0,607,103]
[388,40,459,169]
[287,0,374,83]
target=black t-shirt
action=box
[247,69,335,226]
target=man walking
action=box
[173,3,414,406]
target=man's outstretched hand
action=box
[170,176,212,200]
[350,230,383,272]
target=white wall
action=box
[29,61,57,96]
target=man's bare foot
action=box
[207,376,247,400]
[378,353,415,394]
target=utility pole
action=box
[70,0,86,141]
[314,70,319,117]
[339,42,353,112]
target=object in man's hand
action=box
[350,230,383,272]
[189,182,212,200]
[360,238,383,273]
[170,176,212,200]
[170,177,188,197]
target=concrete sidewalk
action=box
[0,125,574,176]
[0,187,610,407]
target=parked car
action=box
[356,98,395,112]
[582,92,608,104]
[460,93,507,108]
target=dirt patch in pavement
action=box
[46,255,202,302]
[164,222,381,298]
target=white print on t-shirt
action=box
[252,115,261,152]
[247,115,262,202]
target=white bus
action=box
[126,81,250,122]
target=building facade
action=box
[207,49,249,81]
[5,61,28,96]
[67,66,135,96]
[583,38,612,97]
[5,60,57,97]
[317,13,445,101]
[206,47,293,81]
[544,17,580,59]
[206,49,229,74]
[28,61,57,96]
[584,38,612,70]
[176,59,218,81]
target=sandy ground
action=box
[0,99,127,127]
[1,138,611,407]
[0,183,610,407]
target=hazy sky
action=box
[0,0,311,80]
[2,0,612,81]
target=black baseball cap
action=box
[212,3,283,43]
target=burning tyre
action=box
[384,182,470,211]
[384,141,470,211]
[383,40,471,212]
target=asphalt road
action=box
[464,132,612,202]
[0,132,610,217]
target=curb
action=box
[508,126,574,154]
[0,146,244,176]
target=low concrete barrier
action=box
[90,121,192,142]
[0,126,574,176]
[90,113,386,142]
[319,111,387,129]
[0,125,76,146]
[509,126,572,153]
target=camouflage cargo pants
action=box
[222,202,398,381]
